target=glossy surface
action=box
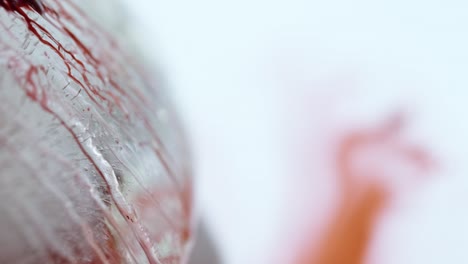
[0,0,193,263]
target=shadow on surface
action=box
[188,221,222,264]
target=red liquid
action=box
[294,114,433,264]
[0,1,193,263]
[0,0,44,14]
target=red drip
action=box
[0,0,192,262]
[295,114,433,264]
[0,0,44,14]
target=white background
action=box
[118,1,468,263]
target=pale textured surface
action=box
[0,1,192,263]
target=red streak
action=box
[0,0,192,263]
[296,114,432,264]
[0,0,44,14]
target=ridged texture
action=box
[0,1,193,263]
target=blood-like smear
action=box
[0,0,44,14]
[0,1,192,263]
[292,113,433,264]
